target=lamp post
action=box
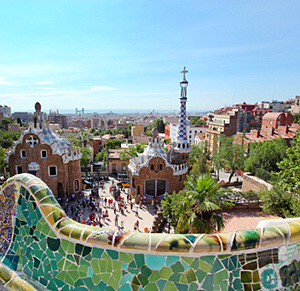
[167,214,172,234]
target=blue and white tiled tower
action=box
[174,67,191,153]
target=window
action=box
[49,166,57,177]
[16,166,22,174]
[74,179,79,192]
[41,150,47,159]
[21,150,26,159]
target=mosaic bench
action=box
[1,174,300,290]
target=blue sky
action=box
[0,0,299,113]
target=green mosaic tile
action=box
[149,270,160,282]
[164,281,176,290]
[175,283,189,291]
[241,271,252,283]
[169,273,181,282]
[166,256,180,267]
[180,274,188,284]
[160,266,172,279]
[185,269,196,283]
[213,269,228,285]
[201,256,214,266]
[134,254,145,268]
[202,274,213,290]
[199,261,212,273]
[47,237,60,251]
[92,248,104,259]
[211,259,223,274]
[171,261,184,274]
[144,282,159,291]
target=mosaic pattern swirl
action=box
[1,173,300,290]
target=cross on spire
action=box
[181,66,188,79]
[26,135,38,147]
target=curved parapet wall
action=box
[1,174,300,290]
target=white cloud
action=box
[36,81,55,85]
[0,75,18,86]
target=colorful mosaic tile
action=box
[1,174,300,290]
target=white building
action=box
[169,121,208,145]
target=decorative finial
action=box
[181,66,188,80]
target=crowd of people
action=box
[62,181,153,233]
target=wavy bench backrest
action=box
[1,173,300,290]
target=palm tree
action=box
[177,174,230,234]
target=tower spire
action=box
[174,67,191,153]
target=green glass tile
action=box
[92,248,104,259]
[47,237,60,252]
[185,269,196,283]
[220,280,228,291]
[82,278,94,290]
[252,270,260,283]
[141,266,152,278]
[175,283,188,291]
[149,270,160,282]
[202,274,213,290]
[138,274,149,287]
[164,281,176,291]
[75,243,84,255]
[169,273,181,283]
[107,249,118,260]
[201,256,215,266]
[113,260,122,270]
[241,271,252,283]
[160,266,172,279]
[188,282,199,291]
[82,246,91,257]
[182,257,193,265]
[211,259,223,274]
[100,260,107,273]
[144,282,159,291]
[195,269,206,283]
[171,261,184,274]
[191,258,199,270]
[243,261,257,270]
[213,270,228,285]
[199,261,212,273]
[92,274,101,285]
[134,254,145,268]
[166,256,180,267]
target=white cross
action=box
[26,136,38,147]
[181,66,188,79]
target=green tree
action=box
[259,185,299,218]
[175,174,230,233]
[189,143,210,178]
[190,117,206,125]
[244,138,287,181]
[105,139,122,149]
[212,135,246,183]
[80,147,91,167]
[277,132,300,193]
[79,129,93,147]
[293,113,300,125]
[0,132,20,148]
[0,117,16,131]
[95,148,108,167]
[120,143,146,160]
[150,119,165,133]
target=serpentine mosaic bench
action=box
[1,174,300,290]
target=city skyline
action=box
[0,0,299,112]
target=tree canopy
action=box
[190,117,206,125]
[212,135,246,182]
[244,138,287,181]
[277,132,300,193]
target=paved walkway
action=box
[66,177,157,233]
